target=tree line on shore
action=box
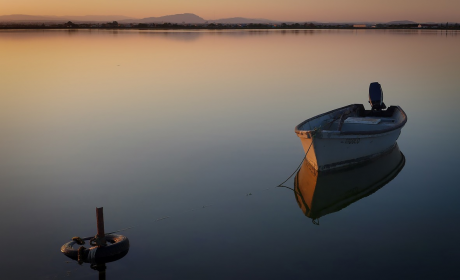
[1,21,459,30]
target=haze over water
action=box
[1,29,459,279]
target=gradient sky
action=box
[1,0,459,22]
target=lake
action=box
[1,29,459,279]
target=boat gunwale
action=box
[295,104,407,136]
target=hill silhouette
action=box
[123,13,206,24]
[213,17,279,24]
[0,13,434,25]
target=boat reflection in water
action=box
[294,143,405,224]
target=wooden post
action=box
[96,207,105,247]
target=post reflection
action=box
[73,251,128,280]
[294,143,405,224]
[90,263,107,280]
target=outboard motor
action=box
[369,82,386,111]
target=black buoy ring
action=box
[61,234,129,263]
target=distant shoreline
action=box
[1,21,459,30]
[1,26,459,31]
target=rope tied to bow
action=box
[276,126,320,188]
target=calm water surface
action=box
[1,29,459,279]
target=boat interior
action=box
[296,83,407,134]
[297,104,406,133]
[320,105,404,132]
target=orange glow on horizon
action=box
[1,0,459,22]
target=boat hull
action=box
[298,129,401,171]
[295,104,406,172]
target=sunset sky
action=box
[1,0,459,22]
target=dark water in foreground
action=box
[1,29,459,279]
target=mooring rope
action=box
[275,125,320,188]
[105,227,134,235]
[276,140,313,188]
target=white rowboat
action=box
[294,83,407,171]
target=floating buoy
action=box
[61,207,129,264]
[61,234,129,263]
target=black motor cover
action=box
[369,82,386,110]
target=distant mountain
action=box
[386,20,417,25]
[212,17,279,24]
[124,13,206,24]
[66,15,136,21]
[0,14,424,25]
[0,13,293,24]
[0,14,136,22]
